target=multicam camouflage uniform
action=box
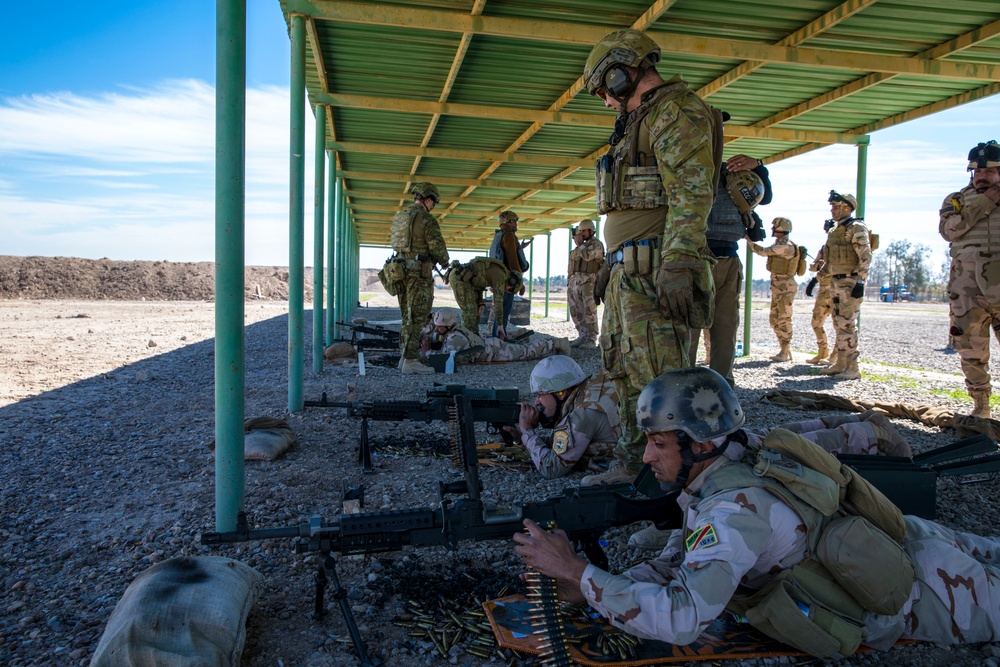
[939,184,1000,395]
[597,76,720,472]
[567,236,605,344]
[448,257,510,335]
[393,204,449,361]
[823,216,872,364]
[809,250,834,354]
[427,325,559,364]
[748,235,798,348]
[521,372,621,479]
[578,436,1000,650]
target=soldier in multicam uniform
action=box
[939,140,1000,419]
[502,356,621,479]
[489,211,530,337]
[819,191,871,380]
[580,28,723,487]
[515,366,1000,656]
[567,219,605,348]
[390,182,450,374]
[804,243,835,365]
[747,217,799,363]
[446,257,520,339]
[421,308,569,365]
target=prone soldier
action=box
[421,308,569,365]
[747,216,799,363]
[567,219,605,348]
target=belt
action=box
[608,238,659,267]
[832,272,859,279]
[399,253,432,262]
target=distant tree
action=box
[869,240,932,294]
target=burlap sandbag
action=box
[243,417,294,461]
[90,556,263,667]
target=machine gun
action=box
[203,393,682,666]
[304,383,523,472]
[333,320,400,350]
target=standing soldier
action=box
[567,219,605,348]
[489,210,530,337]
[390,182,450,374]
[804,242,835,365]
[579,28,722,485]
[819,190,871,380]
[747,217,799,362]
[446,257,520,338]
[939,140,1000,418]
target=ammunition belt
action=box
[607,237,659,267]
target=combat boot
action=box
[806,345,829,365]
[971,390,992,419]
[820,354,848,375]
[770,343,792,362]
[628,526,674,551]
[866,412,912,457]
[553,337,572,356]
[835,357,861,380]
[577,339,597,349]
[570,336,587,348]
[581,461,636,486]
[401,358,435,374]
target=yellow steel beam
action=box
[289,0,1000,81]
[853,82,1000,135]
[339,169,594,194]
[347,202,594,222]
[345,188,597,209]
[329,141,594,168]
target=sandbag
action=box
[243,417,294,461]
[90,556,263,667]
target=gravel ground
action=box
[2,295,999,667]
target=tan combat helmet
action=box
[577,219,596,233]
[726,170,766,215]
[409,182,440,205]
[772,217,793,233]
[968,140,1000,170]
[529,355,588,394]
[828,190,857,211]
[584,29,660,101]
[432,308,458,328]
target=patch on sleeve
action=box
[685,524,719,552]
[552,430,570,455]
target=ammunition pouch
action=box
[380,257,407,295]
[608,238,660,276]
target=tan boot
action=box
[628,525,675,551]
[820,353,848,375]
[770,343,792,362]
[581,461,636,486]
[865,412,912,457]
[971,390,992,419]
[835,357,861,380]
[401,358,435,374]
[806,345,829,365]
[570,336,586,348]
[553,337,572,355]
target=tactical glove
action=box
[655,261,701,323]
[805,277,818,297]
[593,263,611,306]
[851,280,865,299]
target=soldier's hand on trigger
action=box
[502,423,522,445]
[517,402,541,432]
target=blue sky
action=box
[2,2,998,281]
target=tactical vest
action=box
[569,239,603,276]
[560,372,622,442]
[391,204,432,257]
[948,186,1000,259]
[705,183,745,244]
[823,219,866,276]
[490,229,529,271]
[443,326,486,353]
[766,240,798,277]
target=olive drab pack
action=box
[796,246,808,276]
[379,256,406,296]
[391,208,417,253]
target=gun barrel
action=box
[201,522,312,545]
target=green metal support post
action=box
[325,156,336,345]
[288,14,305,412]
[566,229,571,322]
[214,0,246,532]
[527,241,534,303]
[544,232,551,318]
[742,246,753,357]
[312,105,326,374]
[856,137,870,329]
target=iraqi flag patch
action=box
[685,524,719,552]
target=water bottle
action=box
[736,340,744,357]
[444,350,456,374]
[358,351,366,376]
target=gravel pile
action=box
[2,297,998,667]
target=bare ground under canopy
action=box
[3,257,1000,667]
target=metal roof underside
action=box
[280,0,1000,251]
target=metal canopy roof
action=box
[280,0,1000,250]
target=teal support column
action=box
[566,230,572,322]
[312,105,326,374]
[527,241,535,305]
[325,157,336,345]
[288,14,305,413]
[856,137,870,330]
[214,0,246,531]
[544,232,551,318]
[742,245,753,357]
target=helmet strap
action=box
[671,430,731,490]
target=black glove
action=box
[805,277,818,297]
[851,280,865,299]
[745,212,766,242]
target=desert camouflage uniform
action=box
[394,204,449,361]
[448,257,510,335]
[521,372,621,479]
[939,184,1000,393]
[568,236,605,344]
[748,236,798,347]
[579,441,1000,650]
[823,217,872,362]
[809,250,834,352]
[426,326,558,364]
[766,410,910,457]
[598,77,719,472]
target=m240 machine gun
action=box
[304,383,523,472]
[334,321,400,350]
[203,393,682,666]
